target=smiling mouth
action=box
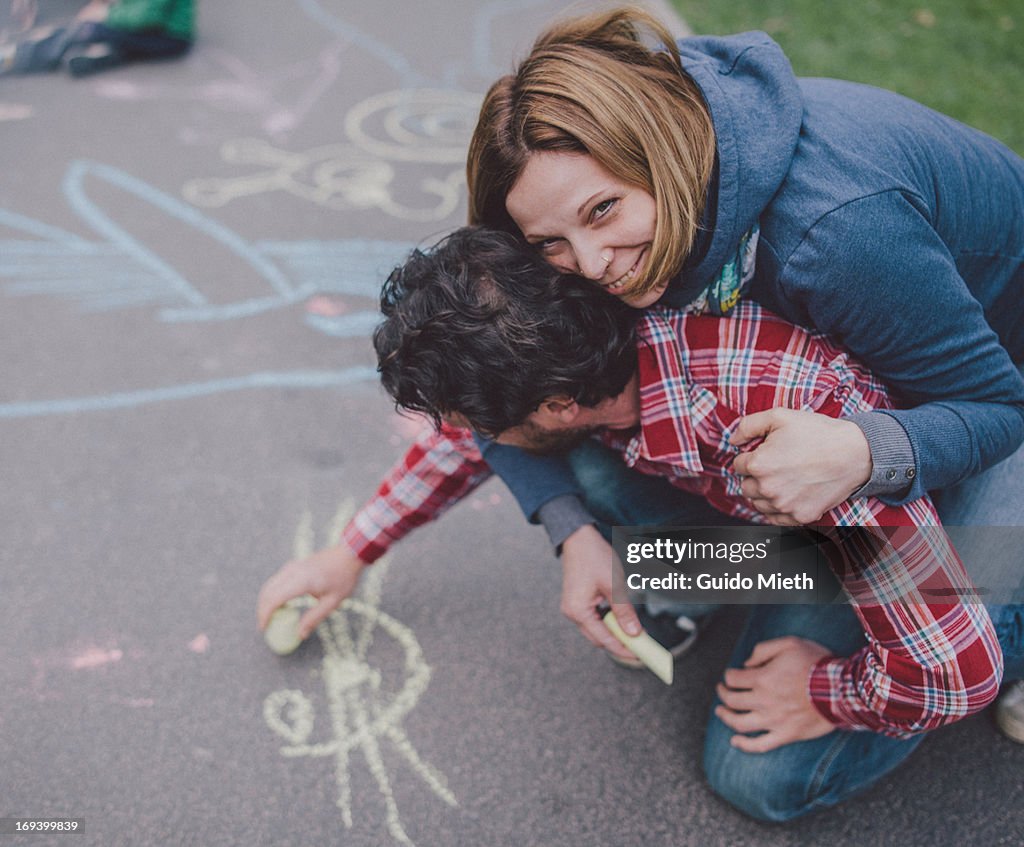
[602,251,644,294]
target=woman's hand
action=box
[730,409,872,525]
[257,544,367,641]
[715,636,836,753]
[560,524,642,662]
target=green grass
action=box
[671,0,1023,154]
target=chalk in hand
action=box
[264,605,304,656]
[602,610,673,685]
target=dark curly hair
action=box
[373,227,640,437]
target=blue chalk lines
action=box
[0,160,414,419]
[295,0,555,87]
[0,368,380,419]
[0,0,569,420]
[0,0,566,420]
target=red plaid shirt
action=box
[343,302,1002,735]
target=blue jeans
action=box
[73,23,191,60]
[567,437,1024,822]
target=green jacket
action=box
[105,0,195,41]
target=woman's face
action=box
[505,151,666,309]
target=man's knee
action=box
[703,738,819,823]
[701,714,863,823]
[703,716,922,822]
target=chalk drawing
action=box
[0,369,381,419]
[188,633,211,654]
[92,43,350,140]
[263,500,457,846]
[0,102,33,121]
[70,646,124,670]
[1,0,562,420]
[343,89,481,164]
[467,0,564,79]
[294,0,431,88]
[0,161,416,418]
[182,89,479,221]
[85,0,553,139]
[294,0,556,87]
[24,637,147,705]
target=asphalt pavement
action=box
[1,1,1021,845]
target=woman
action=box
[465,7,1024,821]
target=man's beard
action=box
[516,420,599,455]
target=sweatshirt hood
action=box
[659,32,803,308]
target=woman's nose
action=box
[576,245,612,281]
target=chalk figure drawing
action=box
[0,88,484,419]
[263,501,457,846]
[183,89,481,222]
[0,158,395,418]
[93,40,354,140]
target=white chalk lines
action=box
[183,89,480,222]
[263,500,457,846]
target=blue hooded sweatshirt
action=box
[478,32,1024,525]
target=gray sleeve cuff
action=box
[536,494,596,553]
[845,411,917,499]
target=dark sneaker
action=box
[996,680,1024,744]
[66,43,125,77]
[608,607,700,670]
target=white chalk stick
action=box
[603,610,673,685]
[264,605,303,656]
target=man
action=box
[259,228,1012,821]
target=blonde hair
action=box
[467,7,716,299]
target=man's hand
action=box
[257,544,367,641]
[730,409,871,525]
[715,636,836,753]
[560,524,642,662]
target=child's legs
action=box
[73,22,191,59]
[702,598,924,822]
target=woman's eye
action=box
[537,238,562,254]
[592,198,616,219]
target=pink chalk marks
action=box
[23,631,210,706]
[470,492,503,511]
[0,103,33,122]
[305,295,349,318]
[90,44,347,141]
[188,633,211,654]
[70,645,124,670]
[26,637,139,704]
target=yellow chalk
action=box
[264,605,303,656]
[603,610,673,685]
